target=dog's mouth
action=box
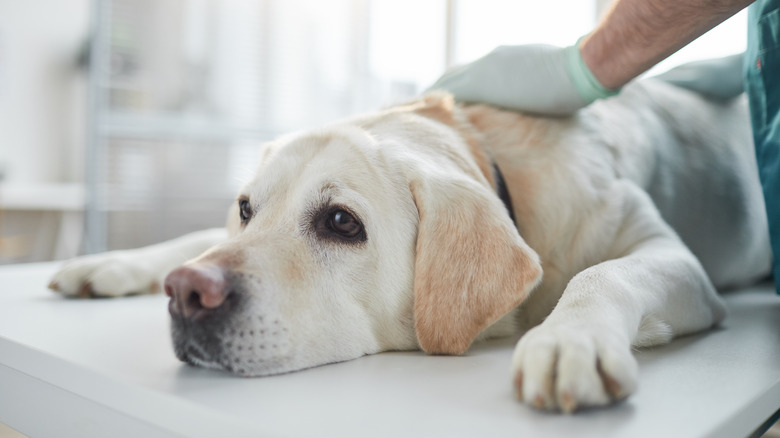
[174,338,295,377]
[170,312,229,371]
[176,339,225,371]
[169,292,295,377]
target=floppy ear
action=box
[411,175,543,355]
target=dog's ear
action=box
[410,174,542,355]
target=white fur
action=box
[51,79,770,412]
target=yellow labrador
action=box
[50,79,771,413]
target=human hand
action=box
[428,44,618,116]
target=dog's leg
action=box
[512,182,725,413]
[49,228,227,297]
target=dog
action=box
[49,79,771,413]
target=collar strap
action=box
[492,161,516,225]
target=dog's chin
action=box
[171,328,372,377]
[175,341,228,372]
[172,335,301,377]
[169,311,300,377]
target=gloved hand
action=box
[428,43,618,116]
[653,53,744,100]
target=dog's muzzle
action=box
[164,263,293,376]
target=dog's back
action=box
[466,79,771,289]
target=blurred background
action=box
[0,0,747,264]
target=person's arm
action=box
[582,0,753,89]
[429,0,753,115]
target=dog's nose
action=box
[164,264,230,319]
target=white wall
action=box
[647,10,747,77]
[0,0,89,184]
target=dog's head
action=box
[165,94,542,376]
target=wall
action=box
[0,0,89,263]
[0,0,89,184]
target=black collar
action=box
[492,162,516,225]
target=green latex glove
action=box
[653,53,744,100]
[428,44,618,116]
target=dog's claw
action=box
[78,282,93,298]
[560,391,577,414]
[598,360,625,399]
[513,371,524,400]
[533,394,546,409]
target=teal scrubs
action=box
[745,0,780,292]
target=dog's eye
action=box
[328,209,363,239]
[239,199,252,223]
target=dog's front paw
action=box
[49,252,161,298]
[511,322,638,413]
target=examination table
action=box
[1,262,779,438]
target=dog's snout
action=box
[165,264,230,319]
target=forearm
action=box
[581,0,753,89]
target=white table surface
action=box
[1,262,779,438]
